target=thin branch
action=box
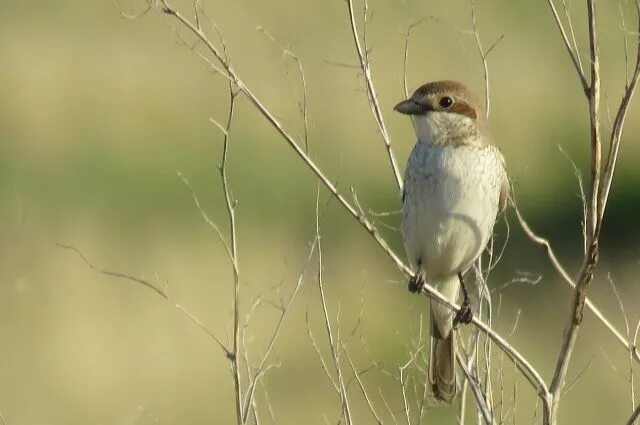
[343,345,384,425]
[513,195,640,364]
[470,0,489,116]
[178,172,235,265]
[402,18,427,98]
[218,78,243,425]
[628,403,640,425]
[176,304,231,357]
[306,308,340,393]
[597,0,640,225]
[346,0,403,191]
[458,354,494,425]
[56,243,168,299]
[557,144,588,253]
[315,189,353,425]
[112,0,151,20]
[561,0,585,76]
[258,27,310,154]
[56,244,235,360]
[241,235,318,422]
[546,0,589,91]
[561,355,594,396]
[398,350,421,425]
[379,388,398,425]
[607,273,637,410]
[545,0,623,423]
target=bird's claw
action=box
[453,299,473,329]
[408,274,425,293]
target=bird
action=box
[394,80,508,403]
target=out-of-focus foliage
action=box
[0,0,639,424]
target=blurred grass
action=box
[1,0,640,424]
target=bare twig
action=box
[343,345,384,425]
[458,354,493,425]
[57,244,234,357]
[597,0,640,225]
[112,0,151,20]
[546,0,589,91]
[216,78,243,425]
[470,0,503,117]
[346,0,403,191]
[628,402,640,425]
[176,303,231,356]
[561,0,585,76]
[314,189,354,425]
[56,243,168,299]
[258,27,310,153]
[402,18,427,98]
[512,197,640,364]
[241,235,318,423]
[546,1,602,420]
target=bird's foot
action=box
[453,298,473,329]
[408,273,425,293]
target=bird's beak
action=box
[393,98,426,115]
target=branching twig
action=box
[241,235,318,423]
[314,189,354,425]
[57,244,233,357]
[346,0,403,191]
[546,0,589,91]
[217,76,243,424]
[597,0,640,225]
[56,243,168,299]
[470,0,504,117]
[457,354,493,425]
[512,197,640,364]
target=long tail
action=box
[428,274,460,403]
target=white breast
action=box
[402,142,504,278]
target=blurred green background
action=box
[1,0,640,423]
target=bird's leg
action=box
[454,272,473,328]
[408,273,425,293]
[408,260,425,293]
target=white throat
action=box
[411,112,476,146]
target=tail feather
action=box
[428,310,457,403]
[427,274,460,403]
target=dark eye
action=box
[439,96,453,108]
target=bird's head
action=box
[394,80,487,146]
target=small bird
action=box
[394,81,508,403]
